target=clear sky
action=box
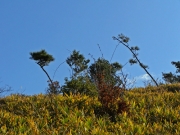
[1,1,180,96]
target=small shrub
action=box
[159,83,180,92]
[47,80,61,95]
[95,72,129,122]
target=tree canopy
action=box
[162,61,180,84]
[30,49,54,67]
[61,50,123,96]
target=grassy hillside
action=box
[0,84,180,134]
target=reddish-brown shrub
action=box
[94,72,129,122]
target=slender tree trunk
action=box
[114,37,159,87]
[40,66,53,84]
[40,66,56,93]
[40,66,55,103]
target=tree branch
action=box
[113,36,158,87]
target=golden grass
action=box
[0,84,180,134]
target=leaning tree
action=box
[30,49,60,94]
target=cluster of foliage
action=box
[94,72,129,122]
[61,50,123,96]
[0,85,180,134]
[46,81,61,95]
[61,50,97,96]
[163,61,180,84]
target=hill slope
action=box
[0,84,180,134]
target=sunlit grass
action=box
[0,83,180,134]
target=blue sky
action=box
[1,1,180,96]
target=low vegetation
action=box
[0,84,180,134]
